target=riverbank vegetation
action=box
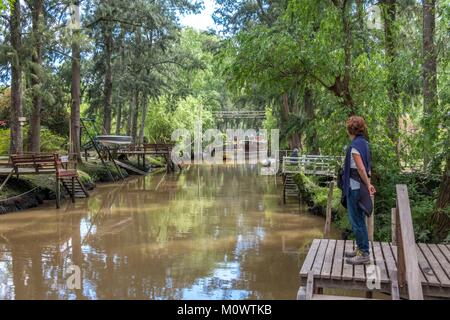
[0,1,448,241]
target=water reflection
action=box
[0,165,331,300]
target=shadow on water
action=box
[0,164,335,300]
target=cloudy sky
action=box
[179,0,217,31]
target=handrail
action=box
[394,185,424,300]
[282,155,342,176]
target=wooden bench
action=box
[10,154,57,175]
[4,153,88,208]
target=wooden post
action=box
[324,181,334,238]
[390,269,400,300]
[55,177,60,209]
[366,195,375,242]
[71,177,75,203]
[305,271,315,300]
[391,208,397,246]
[396,205,405,287]
[54,154,61,209]
[395,185,423,300]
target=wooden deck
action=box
[300,239,450,299]
[117,144,173,156]
[0,166,56,176]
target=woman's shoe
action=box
[346,252,370,265]
[344,249,359,258]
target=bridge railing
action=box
[282,155,343,177]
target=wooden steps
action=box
[283,174,299,203]
[59,176,89,200]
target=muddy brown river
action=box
[0,165,336,300]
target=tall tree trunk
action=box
[115,100,122,135]
[30,0,43,153]
[102,23,113,134]
[131,92,139,145]
[281,93,301,150]
[304,87,319,154]
[115,37,125,135]
[281,93,290,121]
[70,3,81,161]
[127,95,135,137]
[341,0,354,114]
[356,0,370,56]
[383,0,400,157]
[423,0,438,168]
[10,0,23,155]
[139,94,148,144]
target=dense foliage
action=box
[0,0,448,241]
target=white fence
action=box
[282,155,343,177]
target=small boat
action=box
[96,135,132,146]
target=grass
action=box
[293,172,352,237]
[78,161,128,182]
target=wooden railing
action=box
[282,155,342,177]
[393,185,423,300]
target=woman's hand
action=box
[368,184,377,195]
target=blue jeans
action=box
[347,189,370,254]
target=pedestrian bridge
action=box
[282,155,343,177]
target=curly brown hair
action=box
[346,116,368,137]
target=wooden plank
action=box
[418,243,450,287]
[331,240,345,280]
[363,242,377,282]
[323,182,334,237]
[372,242,389,283]
[438,244,450,264]
[354,244,366,282]
[306,271,315,300]
[391,208,397,245]
[114,160,147,175]
[391,244,427,285]
[415,244,440,286]
[300,239,321,276]
[312,239,329,275]
[425,244,450,283]
[342,240,354,280]
[321,239,336,279]
[395,185,423,300]
[390,270,400,300]
[381,243,397,277]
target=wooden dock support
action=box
[391,207,397,246]
[324,181,334,237]
[56,176,61,209]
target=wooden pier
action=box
[298,185,450,300]
[0,154,89,208]
[299,239,450,299]
[117,143,175,173]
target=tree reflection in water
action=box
[0,165,332,300]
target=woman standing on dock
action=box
[342,116,377,265]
